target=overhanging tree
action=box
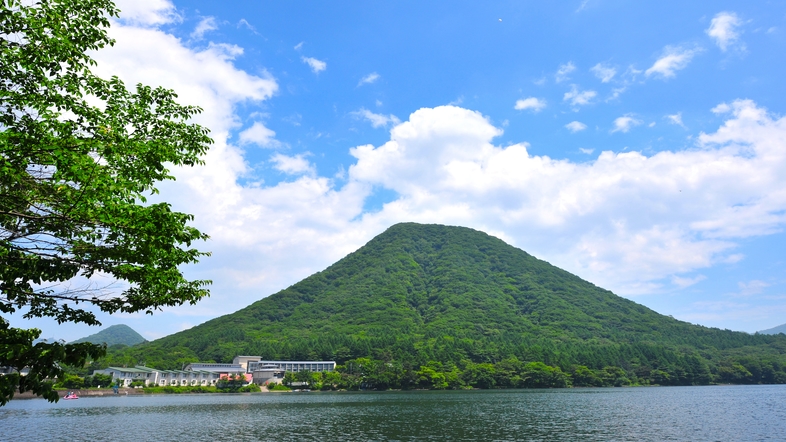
[0,0,212,405]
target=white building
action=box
[184,363,245,374]
[156,369,220,387]
[248,360,336,373]
[93,366,221,387]
[94,366,159,387]
[93,359,335,387]
[232,356,260,372]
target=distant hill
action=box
[759,323,786,335]
[71,324,146,347]
[109,223,786,386]
[33,337,59,344]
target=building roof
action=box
[254,360,337,365]
[106,366,155,373]
[184,363,244,372]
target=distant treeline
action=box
[276,354,786,390]
[92,332,786,388]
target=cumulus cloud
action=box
[514,97,547,112]
[565,121,587,132]
[611,115,642,133]
[113,0,180,26]
[358,72,380,86]
[271,153,315,175]
[191,16,218,40]
[301,56,326,73]
[645,45,702,79]
[352,108,401,128]
[591,63,616,83]
[92,25,276,137]
[706,12,743,52]
[563,85,597,107]
[555,62,576,82]
[344,101,786,296]
[239,121,277,147]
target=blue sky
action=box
[11,0,786,341]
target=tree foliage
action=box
[0,0,212,405]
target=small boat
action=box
[63,392,79,400]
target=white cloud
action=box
[358,72,380,86]
[113,0,180,26]
[301,56,326,74]
[563,85,597,106]
[711,103,732,114]
[590,63,616,83]
[345,101,786,295]
[666,112,686,128]
[565,121,587,132]
[294,42,304,51]
[706,12,743,52]
[645,45,702,79]
[611,115,642,133]
[555,62,576,82]
[239,122,277,147]
[191,16,218,40]
[671,274,706,288]
[271,153,314,175]
[735,280,770,297]
[579,148,594,155]
[237,19,256,33]
[91,25,276,137]
[514,97,547,112]
[352,108,401,128]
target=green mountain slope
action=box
[71,324,146,347]
[759,323,786,335]
[109,223,786,385]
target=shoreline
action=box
[12,388,146,400]
[10,382,754,401]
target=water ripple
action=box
[1,386,784,441]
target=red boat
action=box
[63,392,79,400]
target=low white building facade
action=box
[94,359,336,387]
[94,366,221,387]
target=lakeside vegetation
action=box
[95,223,786,389]
[141,384,260,394]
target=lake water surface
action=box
[1,385,784,441]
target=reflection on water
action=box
[1,385,784,441]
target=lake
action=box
[1,385,784,441]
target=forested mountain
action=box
[71,324,146,347]
[105,223,786,387]
[759,323,786,335]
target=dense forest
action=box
[97,223,786,388]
